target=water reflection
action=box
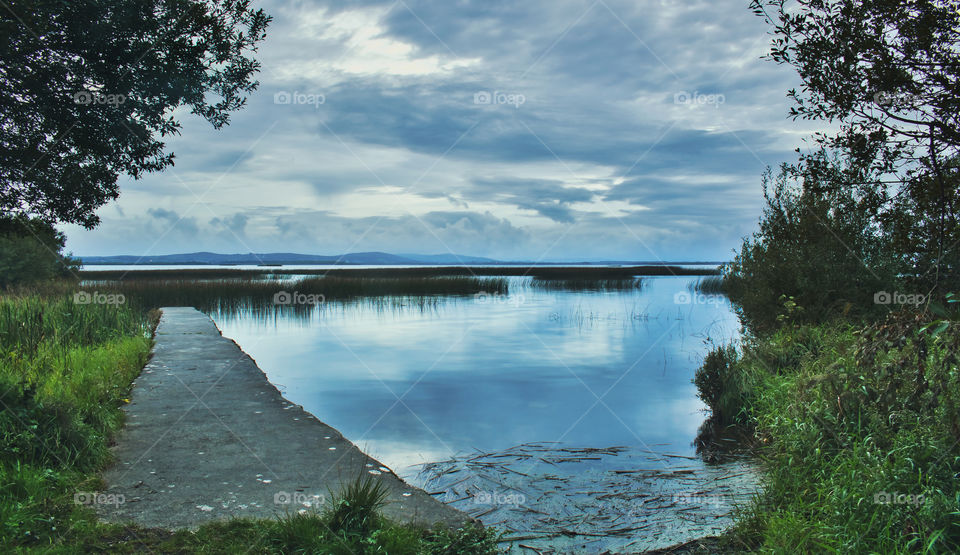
[208,276,739,472]
[207,276,755,549]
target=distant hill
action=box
[396,253,501,265]
[78,251,727,266]
[79,251,500,266]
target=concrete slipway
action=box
[96,307,470,530]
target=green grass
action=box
[0,292,154,546]
[325,475,390,538]
[0,289,501,553]
[698,313,960,553]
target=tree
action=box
[750,0,960,286]
[0,0,270,228]
[883,156,960,285]
[725,153,898,332]
[0,215,78,288]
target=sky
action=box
[63,0,828,262]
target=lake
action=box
[204,274,755,551]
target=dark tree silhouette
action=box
[0,0,270,228]
[751,0,960,285]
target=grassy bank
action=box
[0,294,155,546]
[695,310,960,552]
[0,290,499,552]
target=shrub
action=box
[0,216,78,288]
[694,345,744,427]
[724,158,899,334]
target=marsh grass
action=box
[0,295,146,355]
[0,293,153,544]
[690,276,726,295]
[85,275,509,316]
[530,277,643,291]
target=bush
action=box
[694,345,747,427]
[0,216,78,288]
[724,157,899,333]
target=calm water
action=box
[207,275,751,550]
[208,276,738,471]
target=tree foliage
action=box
[0,215,78,288]
[750,0,960,287]
[725,154,898,332]
[0,0,270,228]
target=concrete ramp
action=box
[97,306,470,530]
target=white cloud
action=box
[65,0,820,261]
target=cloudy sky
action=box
[64,0,826,262]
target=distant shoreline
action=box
[79,265,721,280]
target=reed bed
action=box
[79,275,509,317]
[530,277,644,291]
[0,294,148,356]
[690,276,726,295]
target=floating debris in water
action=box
[412,442,759,553]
